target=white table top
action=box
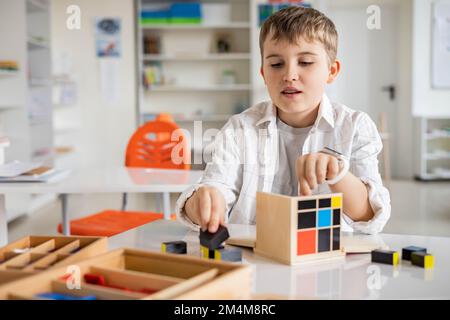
[109,220,450,300]
[0,167,203,194]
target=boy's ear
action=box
[260,66,267,85]
[327,59,341,84]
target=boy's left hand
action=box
[295,153,344,196]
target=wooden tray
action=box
[0,248,252,300]
[0,236,107,285]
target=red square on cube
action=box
[297,230,316,256]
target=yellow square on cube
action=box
[201,246,209,259]
[393,252,399,266]
[161,243,166,253]
[424,255,434,269]
[332,196,342,208]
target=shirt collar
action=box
[256,93,335,130]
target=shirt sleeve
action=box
[175,119,243,230]
[345,112,391,234]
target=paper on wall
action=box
[100,58,120,105]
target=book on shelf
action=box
[0,163,70,183]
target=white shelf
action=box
[0,70,19,77]
[27,37,50,50]
[0,105,19,110]
[27,0,48,14]
[432,168,450,179]
[425,152,450,160]
[426,130,450,139]
[1,0,54,220]
[417,118,450,180]
[137,0,253,126]
[29,78,52,87]
[173,114,233,122]
[418,173,450,181]
[29,117,52,126]
[141,113,233,123]
[31,150,54,162]
[53,104,75,110]
[142,53,251,61]
[54,125,81,134]
[146,84,251,92]
[55,150,75,162]
[141,22,251,30]
[173,114,232,122]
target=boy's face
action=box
[260,34,340,123]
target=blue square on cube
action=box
[318,209,331,227]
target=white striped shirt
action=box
[175,94,391,235]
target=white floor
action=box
[6,179,450,242]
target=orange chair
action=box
[125,113,190,170]
[57,114,191,237]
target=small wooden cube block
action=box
[161,241,187,254]
[371,249,399,266]
[199,225,230,250]
[214,247,242,262]
[411,251,434,269]
[402,246,427,261]
[200,245,224,259]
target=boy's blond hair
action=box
[259,6,338,65]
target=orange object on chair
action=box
[125,113,190,169]
[58,114,191,237]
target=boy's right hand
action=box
[184,186,225,233]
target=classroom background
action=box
[0,0,449,243]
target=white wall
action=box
[412,0,450,118]
[51,0,137,168]
[395,0,414,178]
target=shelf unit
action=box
[416,117,450,180]
[0,0,55,221]
[0,71,19,78]
[26,0,48,14]
[146,84,252,92]
[140,22,252,30]
[27,37,50,50]
[142,53,251,61]
[136,0,255,167]
[26,0,54,165]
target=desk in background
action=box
[0,167,203,246]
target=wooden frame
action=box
[0,236,107,285]
[255,192,345,265]
[0,248,252,300]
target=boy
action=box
[175,6,390,235]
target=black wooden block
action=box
[402,246,427,261]
[199,225,230,250]
[411,251,434,268]
[161,240,187,254]
[371,249,399,265]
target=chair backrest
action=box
[125,114,191,170]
